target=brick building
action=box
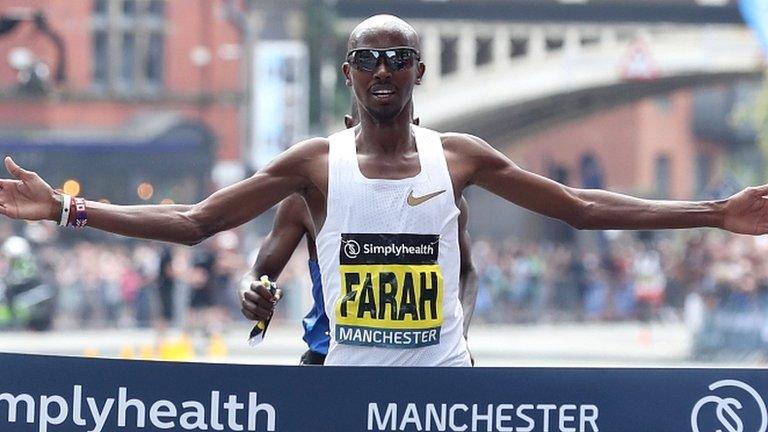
[464,85,757,241]
[0,0,245,204]
[506,90,727,201]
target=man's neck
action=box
[356,106,415,156]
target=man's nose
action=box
[373,57,392,79]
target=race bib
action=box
[335,233,443,349]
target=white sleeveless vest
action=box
[317,125,471,366]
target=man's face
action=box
[343,29,424,123]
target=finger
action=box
[242,302,274,320]
[250,283,277,302]
[240,299,258,320]
[0,179,18,191]
[241,296,267,313]
[244,289,276,309]
[4,157,28,180]
[273,288,283,302]
[240,307,258,321]
[241,298,273,320]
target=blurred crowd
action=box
[1,219,768,358]
[474,232,679,323]
[0,219,317,335]
[473,230,768,359]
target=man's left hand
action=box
[723,185,768,235]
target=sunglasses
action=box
[346,46,421,72]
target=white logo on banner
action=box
[344,239,361,259]
[691,380,767,432]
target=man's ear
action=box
[344,115,355,129]
[342,63,352,87]
[416,62,426,85]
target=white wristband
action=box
[59,194,72,227]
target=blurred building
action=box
[466,81,763,241]
[508,90,725,201]
[0,0,761,242]
[0,0,245,204]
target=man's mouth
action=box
[371,87,396,102]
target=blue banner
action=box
[740,0,768,55]
[0,352,766,431]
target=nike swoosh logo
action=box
[407,189,446,206]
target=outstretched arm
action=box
[457,197,477,338]
[240,195,310,322]
[454,134,767,234]
[0,138,327,245]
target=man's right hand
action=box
[0,157,59,221]
[239,274,283,321]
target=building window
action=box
[475,37,492,66]
[92,30,109,87]
[579,153,604,189]
[510,37,528,58]
[148,0,164,17]
[549,164,569,185]
[545,36,564,52]
[94,0,108,16]
[119,32,136,87]
[580,34,600,47]
[654,95,672,112]
[695,153,712,197]
[145,33,164,88]
[440,37,458,76]
[122,0,137,17]
[91,0,165,94]
[655,155,670,198]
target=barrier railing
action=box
[0,352,764,432]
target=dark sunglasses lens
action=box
[385,49,415,70]
[354,51,378,71]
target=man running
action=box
[241,112,478,365]
[2,15,768,366]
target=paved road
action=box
[0,321,711,367]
